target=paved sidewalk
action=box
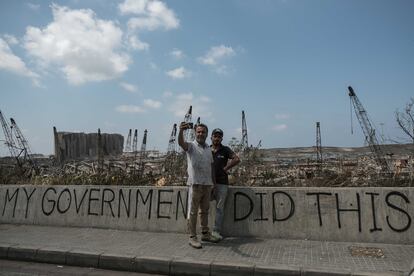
[0,224,412,276]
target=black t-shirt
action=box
[211,144,235,185]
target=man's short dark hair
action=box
[195,123,208,134]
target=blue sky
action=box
[0,0,413,155]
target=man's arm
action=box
[178,122,189,151]
[211,162,216,185]
[224,151,240,173]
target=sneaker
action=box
[189,236,202,249]
[201,232,220,243]
[211,231,223,241]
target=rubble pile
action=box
[0,145,413,187]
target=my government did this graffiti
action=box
[0,186,412,243]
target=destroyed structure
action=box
[53,127,124,164]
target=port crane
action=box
[348,86,389,172]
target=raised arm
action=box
[178,122,190,152]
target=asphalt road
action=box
[0,259,164,276]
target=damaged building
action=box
[53,127,124,164]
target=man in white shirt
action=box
[178,122,220,249]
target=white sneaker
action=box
[189,236,202,249]
[211,231,223,241]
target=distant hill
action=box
[259,143,414,162]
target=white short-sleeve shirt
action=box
[186,141,214,186]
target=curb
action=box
[0,244,404,276]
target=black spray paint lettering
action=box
[335,193,361,232]
[74,189,89,214]
[57,188,71,214]
[157,189,173,219]
[135,189,153,219]
[386,191,411,232]
[272,191,295,222]
[234,191,295,222]
[306,192,332,226]
[42,187,56,216]
[175,190,188,220]
[2,188,19,217]
[101,189,115,217]
[234,191,254,221]
[22,188,36,219]
[118,189,131,218]
[366,192,382,232]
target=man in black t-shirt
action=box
[210,128,240,240]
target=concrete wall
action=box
[0,185,412,244]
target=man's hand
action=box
[179,122,192,130]
[178,122,190,151]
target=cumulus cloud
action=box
[120,82,138,93]
[23,4,130,85]
[127,35,149,51]
[166,66,191,79]
[272,124,288,131]
[3,34,18,45]
[170,48,184,59]
[143,99,162,109]
[198,45,235,65]
[120,0,179,31]
[168,93,212,120]
[0,38,39,85]
[115,105,145,113]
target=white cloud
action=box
[3,34,18,45]
[120,0,179,31]
[119,0,148,14]
[120,82,138,93]
[115,105,145,113]
[128,35,149,51]
[170,48,184,59]
[198,45,236,66]
[168,93,213,120]
[275,113,290,120]
[166,66,191,79]
[143,99,162,109]
[23,4,130,85]
[0,38,40,85]
[272,124,288,131]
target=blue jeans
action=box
[213,184,228,233]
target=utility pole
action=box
[241,110,249,151]
[348,86,389,172]
[316,122,323,168]
[125,129,132,152]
